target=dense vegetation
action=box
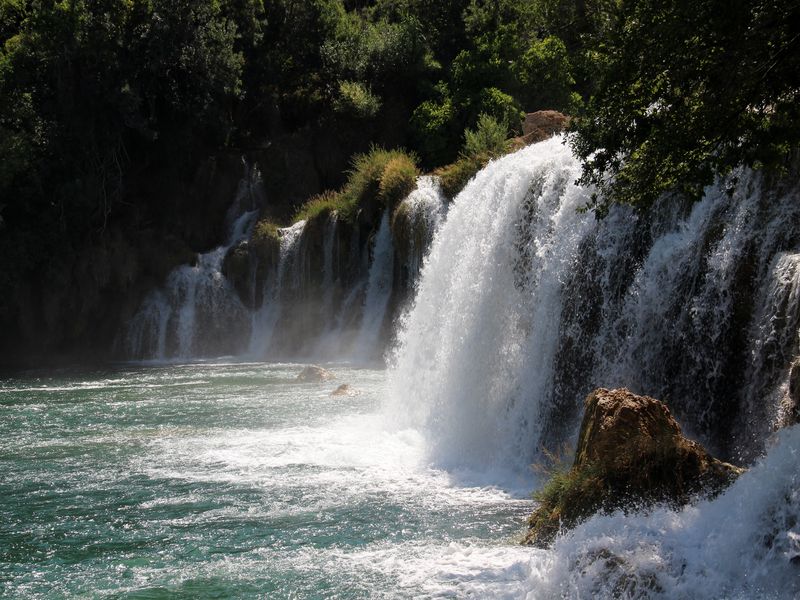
[0,0,797,362]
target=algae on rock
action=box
[524,388,744,548]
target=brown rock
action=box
[330,384,356,397]
[524,388,744,547]
[518,111,570,146]
[296,365,335,382]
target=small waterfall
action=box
[126,210,257,360]
[393,176,448,285]
[353,211,395,360]
[388,136,800,474]
[247,220,306,358]
[739,251,800,447]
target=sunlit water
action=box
[0,363,535,598]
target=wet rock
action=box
[516,110,570,146]
[524,388,744,548]
[788,359,800,425]
[330,384,356,397]
[296,365,335,382]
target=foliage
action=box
[293,190,354,223]
[571,0,800,214]
[346,147,420,209]
[252,219,280,244]
[333,80,382,119]
[293,147,418,223]
[437,113,512,198]
[464,113,510,157]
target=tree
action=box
[571,0,800,213]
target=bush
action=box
[378,154,418,206]
[252,219,280,244]
[346,146,419,208]
[435,153,487,200]
[332,80,381,119]
[464,113,509,157]
[293,190,354,223]
[436,114,512,199]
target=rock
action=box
[517,110,570,146]
[296,365,335,382]
[330,384,356,397]
[524,388,744,548]
[777,358,800,429]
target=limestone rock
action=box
[524,388,744,548]
[296,365,335,382]
[330,384,356,397]
[518,111,570,146]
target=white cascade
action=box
[352,211,395,361]
[387,135,800,474]
[247,219,306,358]
[125,208,257,360]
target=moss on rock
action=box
[524,388,744,548]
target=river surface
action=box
[0,362,536,598]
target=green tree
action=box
[571,0,800,213]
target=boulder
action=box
[519,111,570,146]
[524,388,744,547]
[296,365,335,382]
[330,384,356,397]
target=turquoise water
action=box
[1,363,533,598]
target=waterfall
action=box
[387,136,800,474]
[393,175,448,286]
[247,220,306,358]
[126,209,257,360]
[353,211,395,360]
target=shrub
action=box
[293,190,355,223]
[378,154,418,206]
[436,114,512,199]
[346,146,419,208]
[332,80,381,119]
[435,153,487,200]
[252,219,280,243]
[464,113,509,158]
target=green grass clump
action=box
[293,190,355,223]
[252,219,280,243]
[290,147,419,227]
[347,146,419,208]
[435,153,488,199]
[435,114,513,199]
[378,154,418,206]
[525,446,605,547]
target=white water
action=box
[381,137,800,597]
[390,137,800,470]
[126,209,257,360]
[395,175,449,281]
[353,211,396,360]
[247,220,306,358]
[388,140,595,476]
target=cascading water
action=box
[353,211,395,360]
[388,136,800,472]
[247,220,306,358]
[125,208,257,361]
[383,135,800,597]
